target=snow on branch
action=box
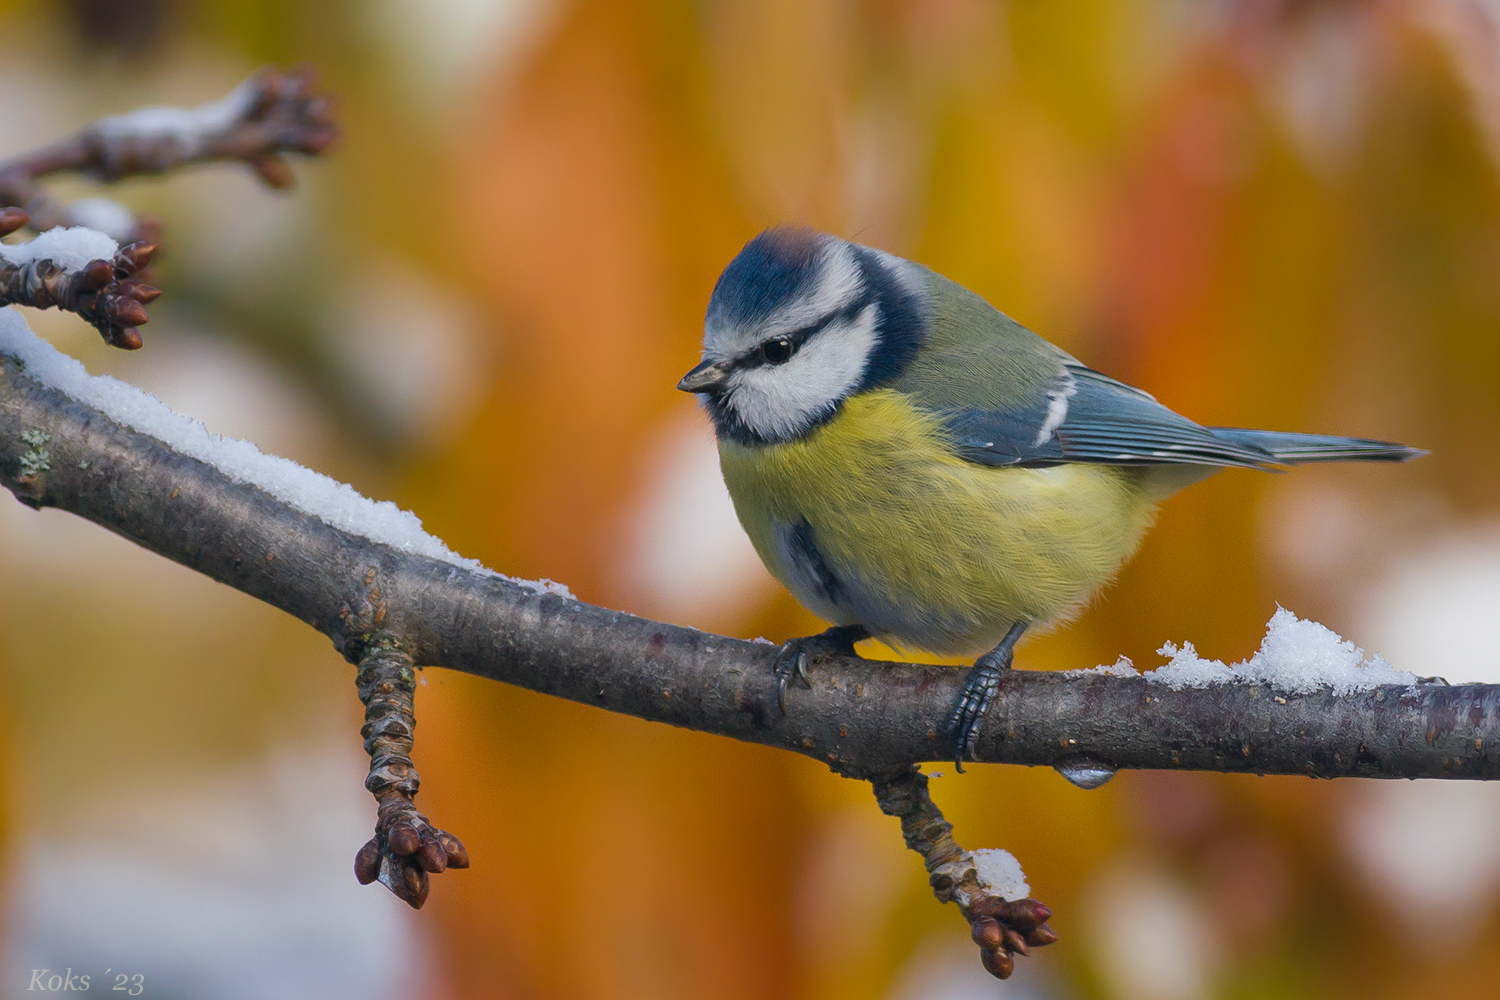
[0,66,336,239]
[5,298,1486,786]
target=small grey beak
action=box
[677,358,732,394]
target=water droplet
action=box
[1054,754,1117,789]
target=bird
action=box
[677,227,1423,770]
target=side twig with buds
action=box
[0,208,158,348]
[352,637,470,907]
[872,768,1058,978]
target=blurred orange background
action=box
[2,1,1499,998]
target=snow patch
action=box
[1070,609,1415,694]
[92,77,258,159]
[1147,607,1414,694]
[0,308,569,598]
[0,227,119,270]
[1065,655,1140,679]
[971,848,1029,901]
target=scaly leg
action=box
[949,620,1029,773]
[774,624,871,714]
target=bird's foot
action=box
[950,658,1004,775]
[949,620,1029,773]
[774,624,869,714]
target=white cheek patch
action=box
[725,303,879,441]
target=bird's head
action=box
[679,227,930,444]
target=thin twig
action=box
[0,66,337,237]
[873,768,1058,979]
[352,637,469,908]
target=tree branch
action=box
[2,322,1496,975]
[7,350,1492,781]
[0,67,336,237]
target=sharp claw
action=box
[772,626,869,716]
[774,647,806,716]
[948,622,1029,774]
[954,716,969,773]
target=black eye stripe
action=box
[734,325,814,369]
[734,297,874,371]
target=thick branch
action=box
[1,355,1496,781]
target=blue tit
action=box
[678,227,1423,769]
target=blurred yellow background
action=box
[2,1,1499,998]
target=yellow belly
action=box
[718,389,1161,654]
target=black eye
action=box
[760,337,794,364]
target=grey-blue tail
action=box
[1207,427,1427,464]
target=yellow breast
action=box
[718,389,1161,654]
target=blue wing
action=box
[939,364,1282,469]
[887,271,1422,470]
